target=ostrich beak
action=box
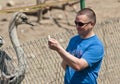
[21,16,34,26]
[26,21,34,26]
[25,20,36,30]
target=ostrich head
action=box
[9,12,33,28]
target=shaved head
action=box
[77,8,96,24]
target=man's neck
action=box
[80,31,95,39]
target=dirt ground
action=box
[0,0,120,47]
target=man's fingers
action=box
[48,35,51,40]
[48,35,57,44]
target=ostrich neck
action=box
[9,23,26,75]
[9,25,20,47]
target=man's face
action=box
[75,15,93,36]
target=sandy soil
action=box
[0,0,120,47]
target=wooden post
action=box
[80,0,85,9]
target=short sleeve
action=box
[82,44,104,67]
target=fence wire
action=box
[1,18,120,84]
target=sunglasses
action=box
[74,21,90,26]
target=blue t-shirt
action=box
[64,35,104,84]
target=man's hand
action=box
[48,35,62,51]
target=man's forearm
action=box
[61,60,67,71]
[57,46,81,70]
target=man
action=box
[48,8,104,84]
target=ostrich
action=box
[35,0,78,25]
[36,0,46,23]
[0,12,33,84]
[25,0,78,26]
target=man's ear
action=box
[88,22,95,30]
[91,22,95,26]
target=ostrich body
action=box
[0,12,33,84]
[35,0,78,25]
[36,0,46,22]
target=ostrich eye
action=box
[21,16,28,21]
